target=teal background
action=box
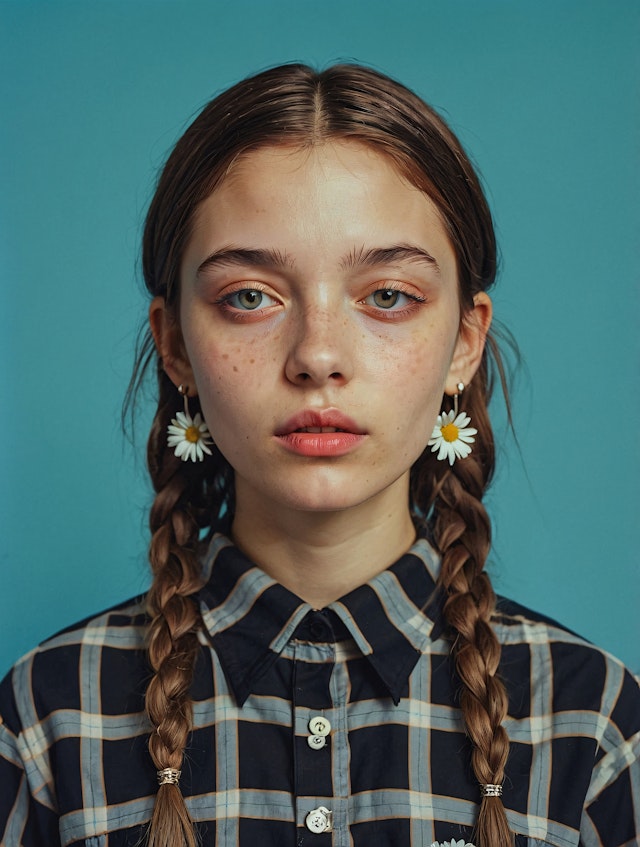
[1,0,638,675]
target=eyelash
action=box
[360,285,427,318]
[214,283,427,319]
[214,285,280,318]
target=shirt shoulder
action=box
[0,597,154,846]
[0,595,149,735]
[493,593,640,740]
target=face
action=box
[153,142,490,521]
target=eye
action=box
[222,288,278,311]
[369,289,404,309]
[364,288,420,310]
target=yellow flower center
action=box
[184,425,201,443]
[441,422,459,443]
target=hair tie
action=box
[480,783,503,797]
[157,767,181,786]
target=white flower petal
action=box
[457,426,477,438]
[429,841,475,847]
[457,433,476,444]
[439,441,454,464]
[174,440,189,457]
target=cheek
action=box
[375,323,455,391]
[186,333,277,419]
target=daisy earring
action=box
[427,382,477,466]
[428,840,476,847]
[167,384,214,462]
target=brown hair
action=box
[131,63,513,847]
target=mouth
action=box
[293,426,348,433]
[275,409,366,437]
[274,410,367,457]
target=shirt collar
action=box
[197,532,445,706]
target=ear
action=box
[149,296,195,390]
[445,292,492,395]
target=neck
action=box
[230,481,416,608]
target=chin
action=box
[279,488,364,514]
[274,473,405,516]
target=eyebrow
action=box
[196,243,441,276]
[197,248,295,276]
[340,244,441,274]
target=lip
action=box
[274,409,367,457]
[275,409,366,436]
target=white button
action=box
[308,715,331,736]
[305,806,333,833]
[307,733,326,750]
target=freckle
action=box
[222,353,229,360]
[250,359,255,364]
[233,365,238,372]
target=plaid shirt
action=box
[1,532,638,847]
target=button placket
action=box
[292,613,337,839]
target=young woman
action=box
[1,64,638,847]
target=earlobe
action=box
[445,292,492,394]
[148,296,195,389]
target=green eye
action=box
[217,287,279,316]
[371,289,403,308]
[367,288,414,311]
[234,290,264,310]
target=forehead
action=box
[219,140,422,205]
[184,140,458,281]
[201,140,450,223]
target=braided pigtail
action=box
[122,62,519,847]
[143,374,233,847]
[417,373,513,847]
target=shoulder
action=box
[493,594,640,740]
[0,595,150,736]
[0,598,154,843]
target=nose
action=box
[284,305,354,387]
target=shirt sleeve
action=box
[580,669,640,846]
[0,672,62,847]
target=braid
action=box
[418,375,513,847]
[143,375,232,847]
[121,62,521,847]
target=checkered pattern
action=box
[1,532,638,846]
